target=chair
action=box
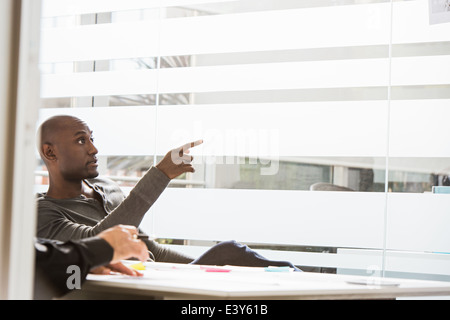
[309,182,354,192]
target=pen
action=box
[134,234,149,240]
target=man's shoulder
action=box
[35,195,66,216]
[35,193,68,208]
[86,176,122,193]
[36,193,52,206]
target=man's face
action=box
[53,118,99,181]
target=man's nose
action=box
[88,140,98,155]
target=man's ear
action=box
[42,143,57,162]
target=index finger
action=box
[180,139,203,151]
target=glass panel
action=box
[151,0,391,274]
[385,0,450,282]
[41,0,446,278]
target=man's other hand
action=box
[98,225,149,264]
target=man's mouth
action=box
[87,159,98,166]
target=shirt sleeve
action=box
[34,236,113,299]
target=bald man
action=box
[37,115,197,263]
[36,115,300,269]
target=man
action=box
[35,224,148,299]
[36,115,299,269]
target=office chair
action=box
[309,182,354,192]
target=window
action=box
[38,0,450,281]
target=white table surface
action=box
[75,261,450,300]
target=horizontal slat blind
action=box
[39,99,450,159]
[387,193,450,253]
[40,4,391,63]
[140,189,450,253]
[41,56,450,97]
[390,100,450,158]
[40,21,161,63]
[154,102,389,157]
[39,102,389,157]
[41,0,237,17]
[141,188,387,249]
[38,107,157,155]
[41,59,392,97]
[40,1,450,64]
[158,4,392,56]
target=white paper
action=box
[429,0,450,24]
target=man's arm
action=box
[34,236,113,299]
[37,166,169,240]
[34,225,148,299]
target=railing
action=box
[34,170,206,187]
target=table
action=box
[64,261,450,300]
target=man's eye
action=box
[77,138,85,144]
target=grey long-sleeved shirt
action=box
[36,166,193,263]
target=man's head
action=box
[37,115,99,181]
